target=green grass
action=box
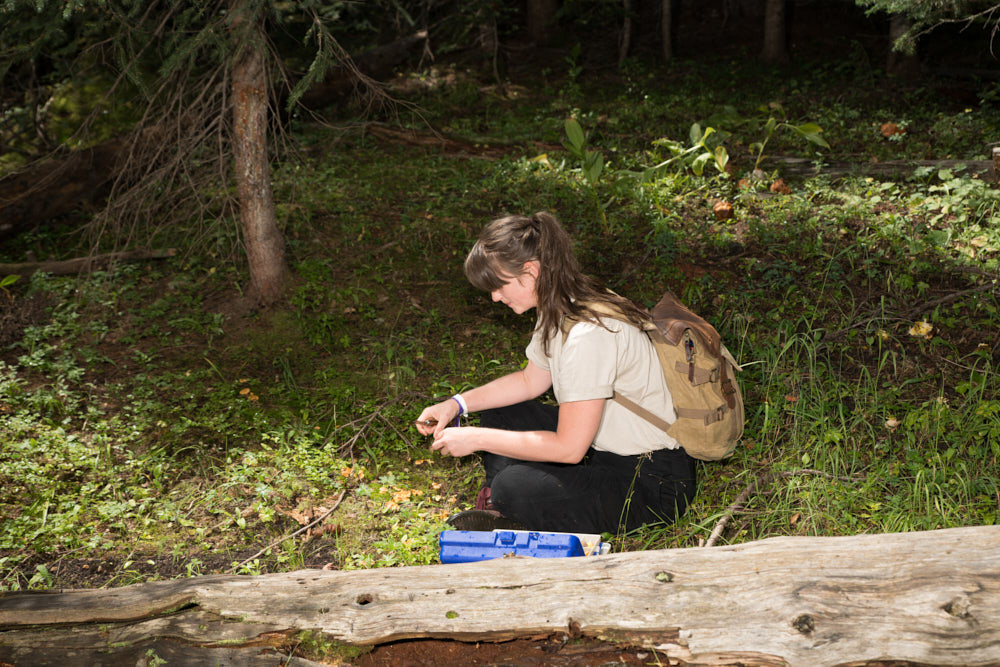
[1,55,999,590]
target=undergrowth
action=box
[1,56,998,590]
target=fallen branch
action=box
[334,409,382,456]
[905,282,998,319]
[703,468,860,547]
[0,248,177,277]
[232,489,347,572]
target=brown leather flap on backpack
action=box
[651,291,722,356]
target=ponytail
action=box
[465,211,649,352]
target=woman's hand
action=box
[430,398,603,464]
[415,399,460,438]
[430,426,483,458]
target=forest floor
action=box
[2,33,1000,665]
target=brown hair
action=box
[464,211,649,352]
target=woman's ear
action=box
[522,260,540,279]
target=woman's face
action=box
[491,261,538,314]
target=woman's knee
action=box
[487,466,521,510]
[490,464,561,510]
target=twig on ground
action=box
[335,408,382,455]
[703,468,860,548]
[905,283,997,319]
[325,391,429,455]
[233,488,348,572]
[48,545,89,580]
[379,412,417,450]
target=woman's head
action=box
[465,211,635,346]
[465,212,553,292]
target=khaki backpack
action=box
[563,291,744,461]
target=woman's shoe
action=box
[445,509,525,531]
[474,485,493,510]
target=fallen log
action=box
[0,138,128,243]
[297,30,428,110]
[769,155,994,181]
[1,525,998,666]
[0,248,176,277]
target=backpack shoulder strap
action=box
[611,391,672,432]
[560,300,631,341]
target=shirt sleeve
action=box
[555,321,618,402]
[525,325,549,371]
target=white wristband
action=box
[451,393,468,416]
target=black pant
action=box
[479,401,697,534]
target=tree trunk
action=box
[661,0,673,61]
[761,0,787,64]
[230,0,286,306]
[2,526,999,666]
[887,13,921,77]
[526,0,558,46]
[618,0,633,69]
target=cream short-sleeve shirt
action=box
[526,316,679,455]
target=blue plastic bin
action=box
[440,529,602,564]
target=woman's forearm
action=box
[456,427,582,463]
[430,398,604,464]
[415,362,550,438]
[459,362,550,413]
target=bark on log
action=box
[2,526,999,666]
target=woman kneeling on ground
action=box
[416,211,696,534]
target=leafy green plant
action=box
[908,167,1000,254]
[143,648,168,667]
[562,117,604,185]
[1,274,18,301]
[28,564,52,589]
[561,116,612,231]
[693,102,829,171]
[561,43,585,98]
[746,107,829,170]
[645,123,730,178]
